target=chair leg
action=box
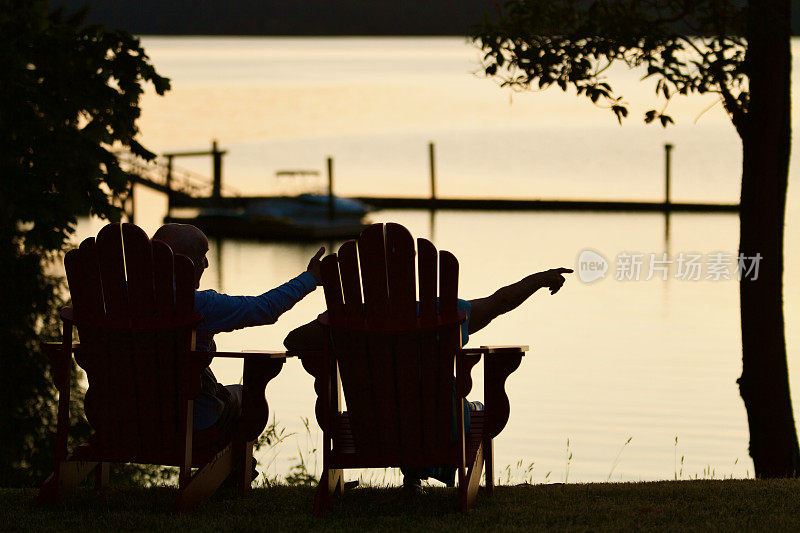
[484,437,495,496]
[457,463,468,513]
[314,470,331,516]
[460,443,485,513]
[235,439,255,496]
[174,444,234,513]
[94,462,110,491]
[332,468,344,495]
[38,459,98,503]
[314,468,343,516]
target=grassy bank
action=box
[5,479,800,531]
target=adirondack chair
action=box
[38,222,286,512]
[304,223,527,514]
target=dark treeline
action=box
[51,0,501,35]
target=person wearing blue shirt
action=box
[153,223,325,435]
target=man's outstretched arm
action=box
[284,266,572,351]
[198,247,325,334]
[467,267,572,335]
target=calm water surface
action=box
[76,37,800,484]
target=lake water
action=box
[75,36,800,484]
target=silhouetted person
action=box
[284,260,572,489]
[152,223,324,436]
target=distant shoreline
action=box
[51,0,500,37]
[51,0,800,37]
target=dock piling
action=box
[429,142,437,204]
[166,155,174,216]
[212,140,222,200]
[129,182,135,223]
[664,143,673,205]
[163,141,227,201]
[327,157,335,221]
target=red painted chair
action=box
[305,223,527,514]
[38,223,285,512]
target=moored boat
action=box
[165,194,371,241]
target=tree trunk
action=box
[737,0,799,477]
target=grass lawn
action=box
[4,479,800,531]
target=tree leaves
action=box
[0,0,169,254]
[0,0,169,486]
[611,104,629,124]
[471,0,748,128]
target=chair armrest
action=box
[185,350,288,442]
[455,346,527,400]
[459,345,528,356]
[295,350,331,432]
[288,349,324,359]
[41,342,80,392]
[211,350,291,359]
[238,356,287,442]
[42,341,81,353]
[484,349,525,439]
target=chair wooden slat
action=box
[132,331,164,458]
[435,250,461,453]
[416,237,442,452]
[354,225,397,454]
[372,336,402,457]
[418,341,441,453]
[117,330,144,456]
[77,227,130,449]
[79,330,114,450]
[78,238,106,317]
[329,241,377,454]
[333,328,375,453]
[152,240,176,317]
[122,223,155,317]
[160,330,182,449]
[95,223,128,317]
[386,224,422,458]
[172,253,197,448]
[337,240,363,316]
[439,251,459,316]
[174,255,195,315]
[357,223,389,317]
[385,223,416,317]
[150,326,174,452]
[320,255,344,318]
[65,240,105,318]
[417,238,437,318]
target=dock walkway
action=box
[118,147,739,216]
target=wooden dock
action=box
[118,143,740,224]
[169,195,739,213]
[351,196,739,213]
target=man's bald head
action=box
[153,223,209,288]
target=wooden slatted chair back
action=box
[320,223,464,466]
[64,223,201,463]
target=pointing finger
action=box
[557,268,574,274]
[312,246,326,261]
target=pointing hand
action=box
[306,246,326,285]
[535,267,573,294]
